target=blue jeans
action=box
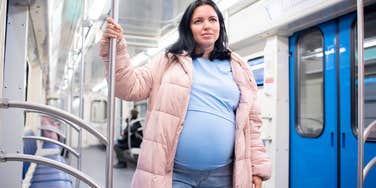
[172,163,233,188]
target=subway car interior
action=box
[1,0,376,187]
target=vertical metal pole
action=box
[68,69,73,151]
[119,100,123,135]
[357,0,365,188]
[0,0,6,98]
[76,0,87,187]
[0,1,28,187]
[106,0,119,188]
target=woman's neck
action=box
[195,45,214,59]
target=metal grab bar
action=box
[362,120,376,180]
[0,98,108,145]
[364,120,376,142]
[24,109,84,185]
[0,153,102,188]
[25,110,81,131]
[38,126,67,140]
[23,136,79,157]
[364,157,376,179]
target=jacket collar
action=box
[166,50,247,74]
[166,52,191,74]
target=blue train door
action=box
[290,6,376,188]
[290,20,338,188]
[339,8,376,188]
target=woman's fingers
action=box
[104,29,120,38]
[103,17,123,40]
[106,17,123,31]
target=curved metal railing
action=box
[361,120,376,180]
[23,136,79,157]
[0,153,102,188]
[0,98,107,145]
[38,126,67,140]
[0,98,107,187]
[25,110,81,131]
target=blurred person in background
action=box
[114,109,142,168]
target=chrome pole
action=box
[67,66,74,168]
[357,0,365,188]
[106,0,119,187]
[77,0,87,187]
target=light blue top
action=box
[174,57,240,170]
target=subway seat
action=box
[30,155,73,188]
[23,130,73,188]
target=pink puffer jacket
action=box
[101,40,271,188]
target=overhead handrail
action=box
[23,136,79,157]
[105,0,119,187]
[0,153,101,188]
[0,98,108,145]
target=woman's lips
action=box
[201,33,213,38]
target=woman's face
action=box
[190,5,220,51]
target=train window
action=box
[352,10,376,141]
[247,57,264,86]
[90,100,107,123]
[134,101,147,118]
[71,96,80,116]
[47,97,63,109]
[295,29,324,137]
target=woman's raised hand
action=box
[100,17,124,57]
[103,17,123,42]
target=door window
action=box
[353,10,376,140]
[296,29,325,137]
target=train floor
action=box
[71,145,135,188]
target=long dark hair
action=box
[166,0,231,60]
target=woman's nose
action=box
[203,20,210,29]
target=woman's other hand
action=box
[100,17,124,57]
[252,175,263,188]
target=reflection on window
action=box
[296,29,324,137]
[90,100,107,123]
[353,10,376,140]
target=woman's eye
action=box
[209,18,217,23]
[194,19,202,24]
